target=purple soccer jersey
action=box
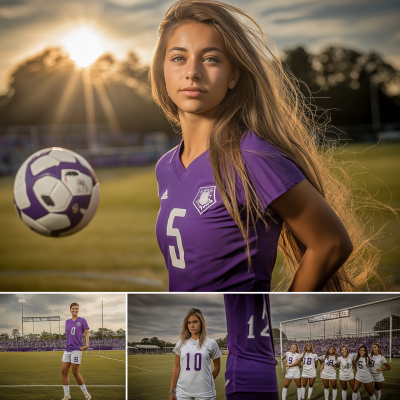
[224,294,278,395]
[155,130,306,292]
[65,317,89,351]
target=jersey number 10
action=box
[186,353,202,371]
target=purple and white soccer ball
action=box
[13,147,100,237]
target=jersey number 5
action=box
[167,208,186,269]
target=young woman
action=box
[223,294,278,400]
[319,346,338,400]
[151,0,388,292]
[300,342,319,400]
[282,344,302,400]
[336,345,359,400]
[61,302,91,400]
[352,344,376,400]
[370,343,391,400]
[169,308,222,400]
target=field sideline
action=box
[0,142,399,291]
[0,350,126,400]
[128,354,399,399]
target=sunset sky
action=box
[1,0,399,93]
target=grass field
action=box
[0,350,126,400]
[128,354,400,399]
[0,142,399,292]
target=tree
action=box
[0,333,9,340]
[141,338,150,344]
[11,329,20,339]
[116,328,126,338]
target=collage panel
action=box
[127,294,399,400]
[0,293,126,400]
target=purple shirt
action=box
[224,294,278,394]
[65,317,89,351]
[155,130,305,292]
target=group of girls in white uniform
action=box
[282,342,390,400]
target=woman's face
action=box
[164,22,239,117]
[341,347,348,356]
[329,347,335,355]
[306,343,312,351]
[359,347,366,357]
[70,305,79,317]
[290,344,297,353]
[187,314,201,336]
[372,345,378,354]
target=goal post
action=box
[278,296,400,363]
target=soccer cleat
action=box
[61,397,71,400]
[84,393,91,399]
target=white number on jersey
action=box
[247,299,270,338]
[71,327,76,335]
[167,208,186,269]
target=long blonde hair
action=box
[150,0,394,291]
[302,342,314,357]
[178,308,207,350]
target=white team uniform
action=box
[301,353,319,378]
[319,355,338,380]
[284,352,302,379]
[371,354,388,383]
[62,350,82,364]
[173,337,222,400]
[337,354,357,381]
[354,357,374,383]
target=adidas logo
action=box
[161,190,168,199]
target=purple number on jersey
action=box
[307,358,312,365]
[358,361,363,369]
[289,357,293,364]
[186,353,190,371]
[194,353,202,371]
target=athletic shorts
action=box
[372,373,385,383]
[285,370,301,379]
[355,373,373,384]
[62,350,82,364]
[321,371,337,380]
[339,371,355,381]
[176,396,215,400]
[226,392,279,400]
[302,372,317,379]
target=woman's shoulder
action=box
[155,144,180,173]
[240,130,283,155]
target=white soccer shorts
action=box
[302,372,317,379]
[285,370,301,379]
[176,395,216,400]
[339,371,355,381]
[321,370,337,380]
[372,373,385,383]
[62,350,82,364]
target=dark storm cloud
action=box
[0,294,126,334]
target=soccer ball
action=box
[13,147,100,237]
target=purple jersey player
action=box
[223,294,278,400]
[156,131,305,292]
[61,302,91,400]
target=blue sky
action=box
[0,0,399,93]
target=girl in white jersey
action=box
[336,345,359,400]
[300,342,318,400]
[352,345,376,400]
[170,308,222,400]
[282,344,302,400]
[319,346,338,400]
[370,343,390,400]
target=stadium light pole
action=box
[19,299,25,338]
[100,298,105,349]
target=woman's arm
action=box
[212,357,221,379]
[282,354,288,366]
[377,362,391,372]
[80,329,89,351]
[269,179,353,291]
[314,360,318,369]
[169,354,181,400]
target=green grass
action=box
[0,350,126,400]
[0,143,399,292]
[128,354,400,399]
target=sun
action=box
[63,27,104,67]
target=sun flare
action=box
[63,27,104,67]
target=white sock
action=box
[357,392,361,400]
[302,387,306,399]
[333,388,338,400]
[342,389,347,400]
[325,389,329,400]
[282,388,288,400]
[297,388,302,400]
[308,387,314,399]
[80,384,88,395]
[352,393,358,400]
[63,386,70,396]
[375,390,381,400]
[369,396,376,400]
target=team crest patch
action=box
[193,186,217,214]
[77,322,81,326]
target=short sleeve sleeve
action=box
[382,356,387,363]
[209,339,222,360]
[237,132,306,210]
[173,339,181,356]
[82,319,89,330]
[319,355,324,362]
[314,354,319,362]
